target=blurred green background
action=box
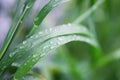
[0,0,120,80]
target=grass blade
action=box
[74,0,105,24]
[97,48,120,67]
[14,34,98,79]
[28,0,70,37]
[0,0,36,59]
[0,23,94,72]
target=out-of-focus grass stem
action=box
[73,0,105,24]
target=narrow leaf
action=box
[0,24,93,72]
[97,48,120,67]
[14,34,98,79]
[74,0,105,24]
[0,0,36,59]
[28,0,70,37]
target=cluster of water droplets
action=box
[9,51,17,58]
[13,62,20,66]
[51,37,65,49]
[32,54,38,58]
[22,55,39,69]
[43,45,50,50]
[13,35,91,76]
[72,35,93,46]
[32,54,40,62]
[38,37,64,58]
[18,41,28,49]
[12,23,94,73]
[9,40,31,58]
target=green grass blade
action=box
[0,0,36,59]
[27,0,70,37]
[87,16,102,63]
[97,48,120,67]
[74,0,105,24]
[14,34,98,79]
[0,0,22,59]
[0,23,94,72]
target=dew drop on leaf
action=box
[50,41,54,44]
[30,36,33,39]
[23,41,27,44]
[33,54,38,58]
[50,46,54,49]
[9,52,16,58]
[58,37,63,41]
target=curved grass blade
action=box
[14,34,98,79]
[0,0,36,59]
[28,0,70,37]
[0,23,94,72]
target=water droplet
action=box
[30,36,34,39]
[23,41,27,44]
[40,53,45,57]
[12,63,20,67]
[9,52,16,57]
[58,37,63,41]
[50,41,54,44]
[32,59,36,62]
[50,46,54,49]
[33,54,37,58]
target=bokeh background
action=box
[0,0,120,80]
